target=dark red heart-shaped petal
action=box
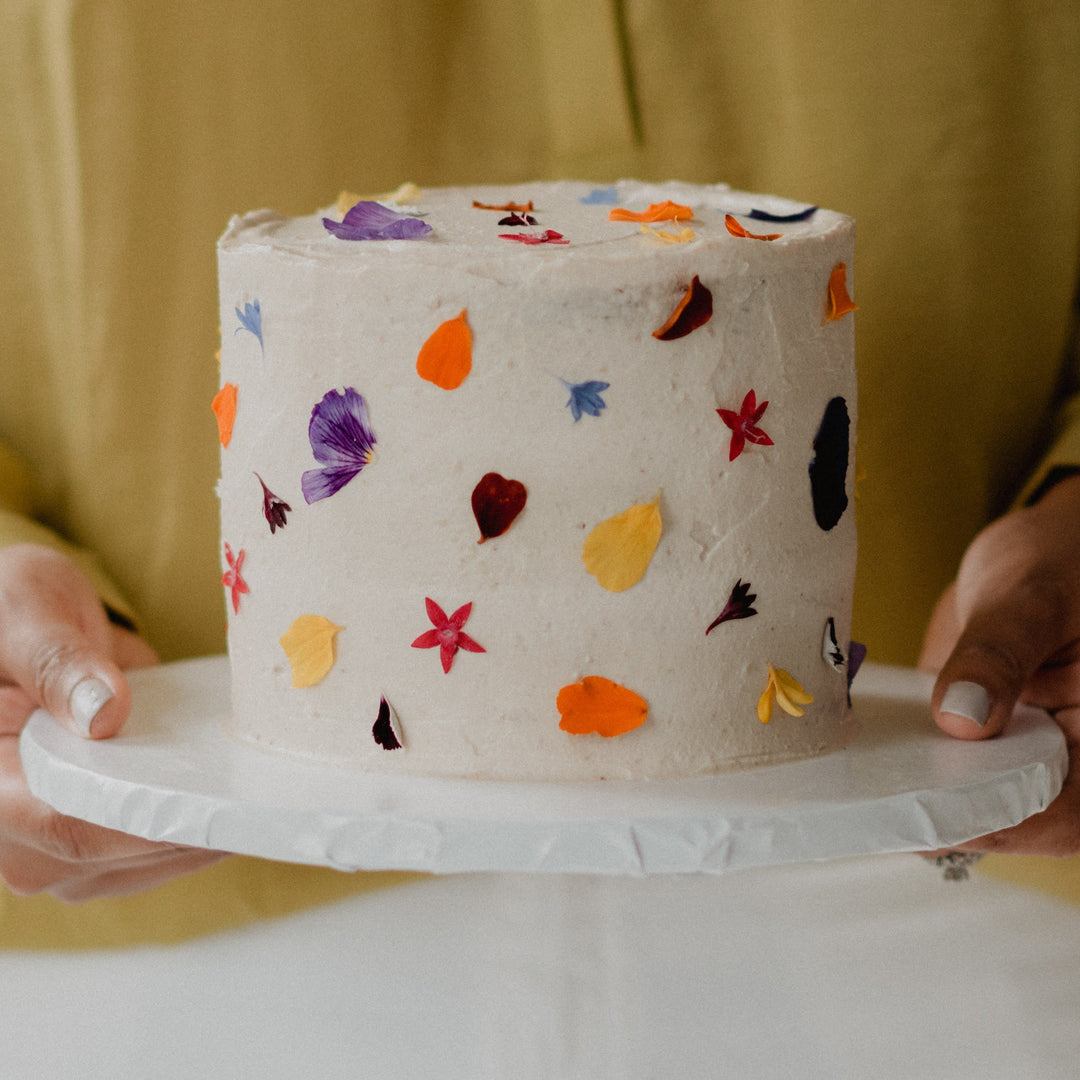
[471,472,527,543]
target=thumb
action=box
[0,546,132,739]
[931,585,1065,742]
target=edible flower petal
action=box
[608,201,694,223]
[557,676,648,737]
[416,309,472,389]
[748,205,817,223]
[473,200,535,212]
[372,696,404,750]
[640,223,696,244]
[234,300,263,348]
[498,229,568,245]
[824,262,857,322]
[255,473,291,533]
[301,387,377,503]
[472,472,528,543]
[717,390,774,461]
[323,201,432,241]
[756,663,813,723]
[706,579,758,635]
[580,186,618,205]
[221,542,249,614]
[582,495,662,592]
[411,598,485,674]
[724,215,782,241]
[212,383,238,447]
[279,615,343,688]
[653,275,713,340]
[561,378,610,421]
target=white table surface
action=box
[2,855,1079,1080]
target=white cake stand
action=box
[19,656,1066,876]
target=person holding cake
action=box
[0,1,1077,942]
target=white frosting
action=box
[217,180,858,780]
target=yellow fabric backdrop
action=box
[1,0,1078,946]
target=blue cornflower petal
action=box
[235,300,263,349]
[561,379,610,422]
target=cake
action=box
[214,180,859,781]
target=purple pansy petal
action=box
[322,201,432,241]
[302,388,376,503]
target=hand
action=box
[0,544,225,901]
[919,475,1080,856]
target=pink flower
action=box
[411,598,486,674]
[717,389,774,461]
[222,543,249,614]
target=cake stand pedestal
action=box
[19,656,1065,875]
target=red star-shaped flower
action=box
[221,542,249,614]
[717,389,774,461]
[411,597,486,673]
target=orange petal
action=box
[212,382,238,447]
[652,275,713,340]
[825,263,857,322]
[557,676,648,737]
[609,200,694,223]
[416,309,472,390]
[724,215,781,242]
[472,200,534,212]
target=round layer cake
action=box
[215,180,859,780]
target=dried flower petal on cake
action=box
[472,200,535,212]
[416,309,472,390]
[748,205,817,223]
[372,696,404,750]
[706,579,758,635]
[234,300,263,348]
[221,542,249,614]
[847,640,867,695]
[724,215,782,242]
[822,616,846,670]
[336,183,421,213]
[301,387,377,504]
[498,212,538,226]
[322,201,432,241]
[411,598,485,674]
[498,229,568,245]
[824,262,857,322]
[561,378,610,421]
[717,390,774,461]
[580,186,618,205]
[472,472,527,543]
[653,276,713,340]
[583,495,662,592]
[756,663,813,723]
[255,473,291,533]
[608,201,694,223]
[809,396,850,530]
[557,676,648,737]
[212,383,239,447]
[640,224,696,244]
[280,615,343,688]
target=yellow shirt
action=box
[1,0,1078,945]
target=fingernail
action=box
[941,681,990,727]
[69,677,114,738]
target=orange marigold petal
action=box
[557,676,648,737]
[825,263,857,322]
[416,309,472,390]
[212,382,238,447]
[472,200,534,212]
[608,200,694,223]
[724,215,782,242]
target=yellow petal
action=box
[768,663,813,717]
[756,683,775,724]
[582,496,663,592]
[640,223,697,244]
[280,615,343,688]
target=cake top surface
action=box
[219,180,851,268]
